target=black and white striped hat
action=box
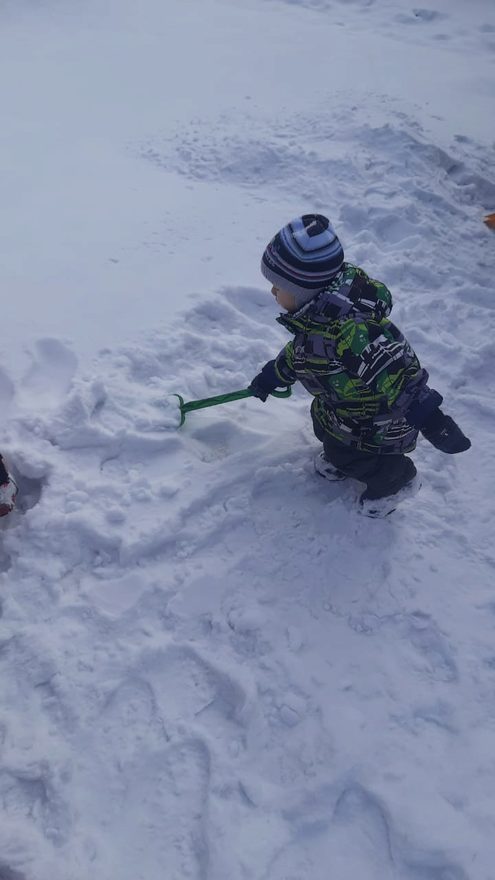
[261,214,344,308]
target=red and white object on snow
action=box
[0,456,17,517]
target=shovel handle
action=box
[174,386,292,426]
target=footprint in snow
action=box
[109,739,211,879]
[135,643,249,733]
[99,677,168,761]
[270,783,468,880]
[401,612,458,684]
[0,766,71,848]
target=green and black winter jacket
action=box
[267,263,433,455]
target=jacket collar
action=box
[276,263,392,333]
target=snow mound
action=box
[1,247,494,877]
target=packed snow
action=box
[1,0,495,878]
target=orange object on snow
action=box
[484,213,495,230]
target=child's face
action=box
[271,285,297,313]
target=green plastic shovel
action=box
[173,386,292,427]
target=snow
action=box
[1,0,495,878]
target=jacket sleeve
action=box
[273,341,298,386]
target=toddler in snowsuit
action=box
[249,214,470,516]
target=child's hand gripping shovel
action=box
[171,386,292,427]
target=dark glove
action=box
[405,387,443,429]
[249,360,284,402]
[420,408,471,454]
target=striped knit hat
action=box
[261,214,344,308]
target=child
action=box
[249,214,470,517]
[0,455,17,517]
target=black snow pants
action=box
[313,417,417,500]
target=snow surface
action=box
[1,0,495,878]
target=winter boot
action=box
[358,474,421,518]
[314,451,348,482]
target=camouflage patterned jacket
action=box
[271,263,431,454]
